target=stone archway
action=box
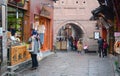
[53,20,89,46]
[53,20,98,51]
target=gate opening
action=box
[55,23,84,50]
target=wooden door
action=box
[39,16,51,51]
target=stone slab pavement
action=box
[17,51,119,76]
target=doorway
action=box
[55,23,84,50]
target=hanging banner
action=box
[114,32,120,37]
[0,5,3,69]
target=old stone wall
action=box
[53,0,100,51]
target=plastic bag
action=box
[37,52,43,61]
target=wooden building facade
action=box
[30,0,54,51]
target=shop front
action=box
[30,0,54,52]
[7,0,31,72]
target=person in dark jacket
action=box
[97,37,104,57]
[103,39,108,56]
[68,36,73,50]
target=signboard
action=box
[8,45,30,66]
[94,31,100,39]
[8,0,25,7]
[114,40,120,54]
[114,32,120,37]
[40,7,50,18]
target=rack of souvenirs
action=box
[56,41,67,50]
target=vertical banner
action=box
[0,5,2,70]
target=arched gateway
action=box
[54,21,85,41]
[53,20,98,51]
[53,21,86,50]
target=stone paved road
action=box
[18,51,115,76]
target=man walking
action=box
[97,37,104,57]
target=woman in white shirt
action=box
[37,24,45,45]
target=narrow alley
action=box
[18,51,116,76]
[1,0,120,76]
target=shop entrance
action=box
[39,16,51,51]
[55,23,84,50]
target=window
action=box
[76,1,78,4]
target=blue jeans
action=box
[31,54,38,68]
[39,33,44,44]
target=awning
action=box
[99,17,112,29]
[91,5,114,20]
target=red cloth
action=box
[103,42,108,49]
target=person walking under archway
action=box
[97,37,104,57]
[77,39,83,54]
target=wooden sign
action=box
[10,45,31,66]
[56,42,60,50]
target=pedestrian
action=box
[97,37,104,57]
[28,30,40,70]
[77,39,83,54]
[68,35,73,50]
[73,38,77,51]
[103,39,108,57]
[83,44,88,53]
